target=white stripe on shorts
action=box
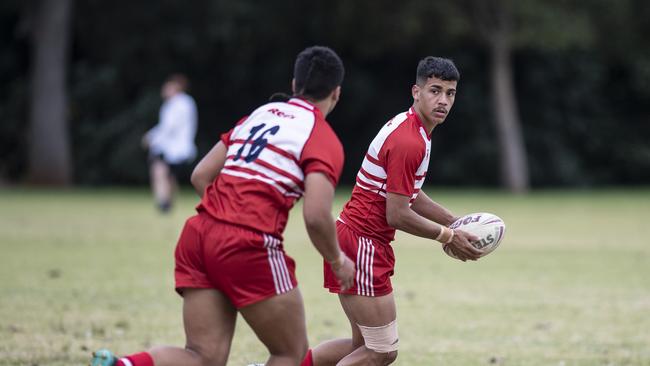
[264,234,293,295]
[119,359,133,366]
[356,237,375,296]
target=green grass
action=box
[1,188,649,365]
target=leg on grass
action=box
[310,317,362,366]
[150,159,173,211]
[148,288,237,366]
[334,293,398,366]
[240,288,309,366]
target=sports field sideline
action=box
[0,188,648,365]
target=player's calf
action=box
[358,348,398,366]
[381,350,398,365]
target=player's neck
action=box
[412,105,436,135]
[312,99,334,117]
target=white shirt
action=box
[146,92,198,164]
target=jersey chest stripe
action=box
[365,153,382,166]
[264,144,300,164]
[361,157,387,178]
[356,176,386,193]
[357,174,386,190]
[225,156,304,190]
[223,165,300,194]
[359,167,386,184]
[221,168,301,197]
[355,182,387,198]
[254,159,305,189]
[229,140,300,165]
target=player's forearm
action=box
[387,206,447,241]
[303,173,342,263]
[411,192,458,226]
[303,209,341,263]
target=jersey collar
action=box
[288,97,324,119]
[408,107,431,140]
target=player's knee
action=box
[268,336,308,364]
[183,342,228,366]
[201,353,228,366]
[358,319,399,364]
[293,338,309,362]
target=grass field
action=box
[1,188,649,366]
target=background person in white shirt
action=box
[142,74,198,212]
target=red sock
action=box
[300,349,313,366]
[116,352,154,366]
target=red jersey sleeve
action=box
[220,116,248,146]
[299,119,344,186]
[383,133,425,196]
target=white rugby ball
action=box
[444,212,506,259]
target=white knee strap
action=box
[358,319,399,353]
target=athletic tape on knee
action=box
[358,319,399,353]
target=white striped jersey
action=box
[197,98,344,239]
[339,107,431,243]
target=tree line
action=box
[1,0,648,191]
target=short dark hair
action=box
[416,57,460,85]
[294,46,344,101]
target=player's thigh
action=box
[239,287,308,357]
[182,288,238,362]
[339,293,396,327]
[341,310,365,348]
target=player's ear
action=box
[331,86,341,103]
[411,84,420,102]
[291,78,297,94]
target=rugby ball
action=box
[444,212,506,259]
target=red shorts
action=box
[174,212,297,308]
[324,221,395,297]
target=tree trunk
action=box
[470,0,530,192]
[489,35,529,193]
[27,0,73,185]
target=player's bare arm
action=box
[303,172,355,290]
[385,192,482,261]
[190,141,227,197]
[410,191,459,226]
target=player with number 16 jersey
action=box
[197,97,342,245]
[171,46,356,366]
[178,96,345,306]
[90,46,355,366]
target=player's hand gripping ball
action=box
[445,213,506,259]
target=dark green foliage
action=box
[0,0,648,186]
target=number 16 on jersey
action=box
[234,123,280,163]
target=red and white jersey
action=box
[197,98,344,239]
[339,107,431,244]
